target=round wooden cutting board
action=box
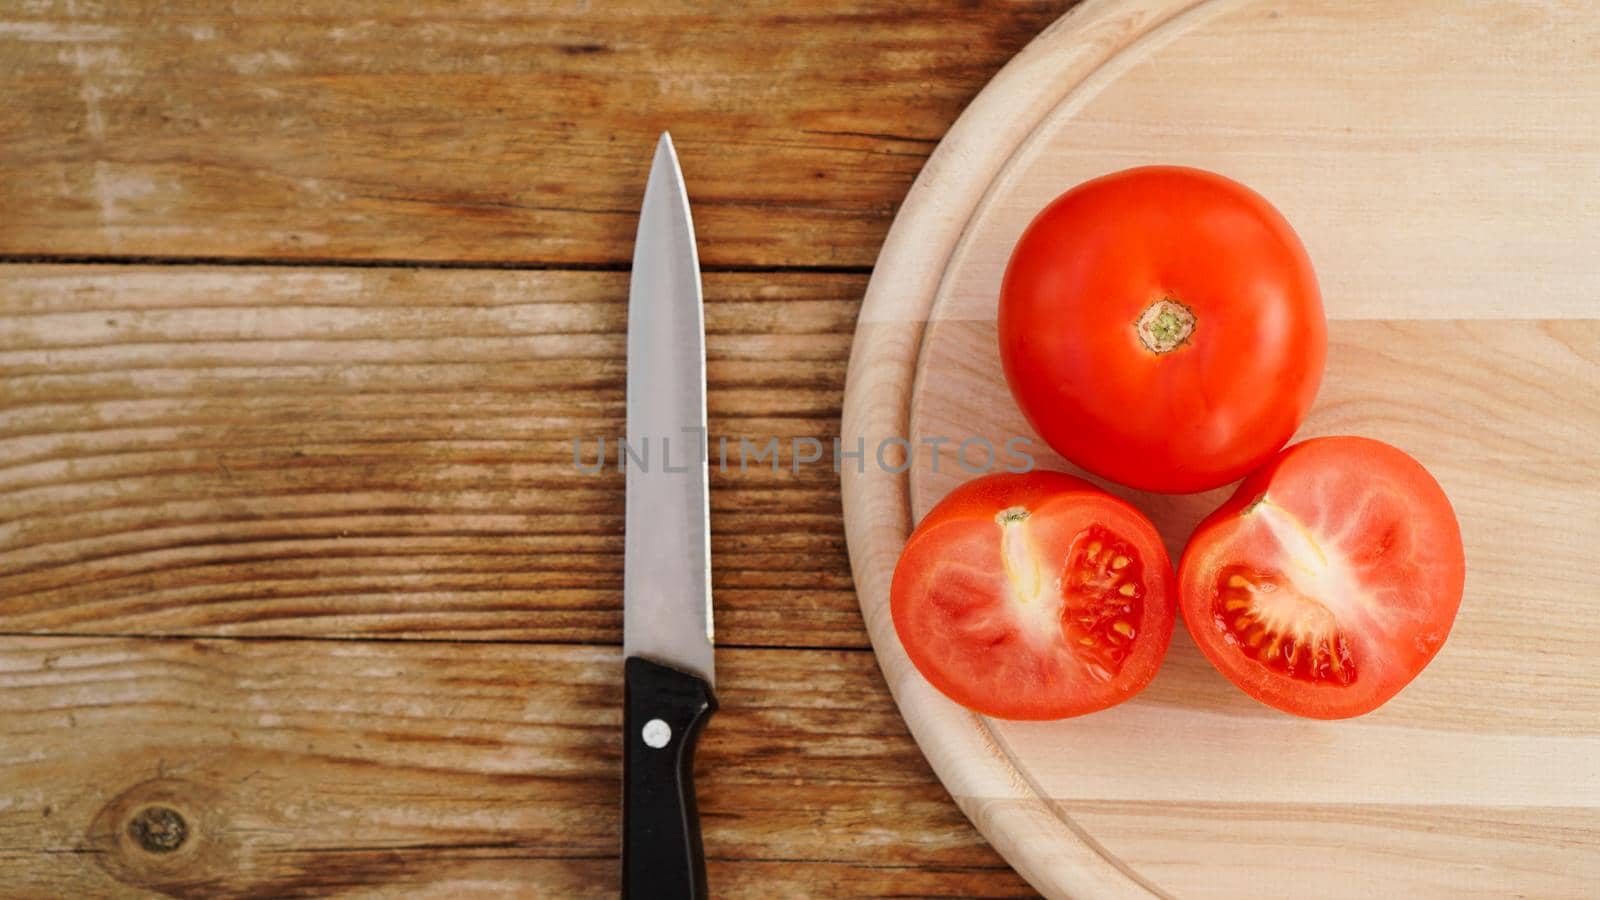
[839,1,1600,896]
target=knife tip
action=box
[651,131,685,189]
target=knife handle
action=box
[623,656,717,899]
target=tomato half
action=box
[998,166,1326,494]
[1178,437,1465,719]
[891,471,1175,720]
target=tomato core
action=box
[997,507,1049,610]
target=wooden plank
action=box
[1062,800,1599,900]
[0,636,1033,898]
[0,266,866,647]
[0,1,1066,267]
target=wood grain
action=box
[842,0,1600,897]
[0,0,1063,267]
[0,636,1033,898]
[0,266,867,648]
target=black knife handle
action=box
[623,656,717,899]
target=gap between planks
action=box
[0,630,873,653]
[0,254,874,276]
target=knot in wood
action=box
[127,805,189,854]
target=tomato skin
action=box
[891,472,1176,720]
[1178,437,1465,719]
[998,166,1326,494]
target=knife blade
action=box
[622,131,716,900]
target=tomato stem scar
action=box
[1135,297,1196,354]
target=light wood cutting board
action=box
[839,0,1600,896]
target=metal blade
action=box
[624,132,714,687]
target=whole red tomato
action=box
[998,166,1326,494]
[891,471,1175,720]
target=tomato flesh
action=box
[892,472,1176,720]
[1179,437,1465,718]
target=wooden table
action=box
[0,3,1075,896]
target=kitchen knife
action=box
[622,132,716,900]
